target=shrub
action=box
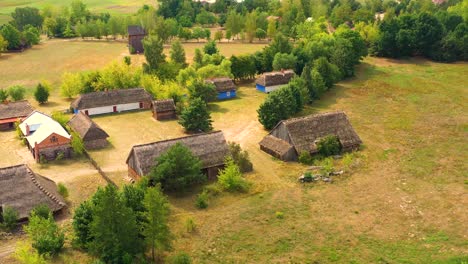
[342,152,354,171]
[70,130,85,156]
[1,206,18,231]
[34,83,50,104]
[124,56,131,65]
[55,151,64,161]
[318,157,334,176]
[57,183,69,198]
[217,158,250,192]
[195,191,209,209]
[51,111,69,128]
[8,85,26,101]
[169,252,192,264]
[30,204,51,219]
[0,89,8,102]
[317,135,342,157]
[298,151,313,165]
[303,172,313,181]
[228,142,253,173]
[178,98,213,133]
[25,212,65,255]
[185,217,196,233]
[14,242,48,264]
[275,211,284,219]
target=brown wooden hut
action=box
[126,131,229,181]
[128,25,146,54]
[259,111,362,161]
[68,112,109,149]
[0,100,34,131]
[0,164,66,221]
[152,99,176,120]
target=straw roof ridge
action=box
[68,112,109,140]
[206,77,237,92]
[71,88,152,110]
[0,100,34,120]
[255,70,295,86]
[153,99,176,112]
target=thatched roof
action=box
[206,77,237,92]
[256,70,295,86]
[153,99,176,113]
[68,112,109,141]
[71,88,152,110]
[259,135,294,156]
[0,164,66,220]
[126,131,229,176]
[276,111,362,154]
[128,25,146,35]
[0,100,34,120]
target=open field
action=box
[0,0,155,25]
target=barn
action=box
[0,164,66,221]
[128,25,146,54]
[255,70,295,93]
[68,112,109,149]
[126,131,229,181]
[71,88,153,116]
[259,111,362,161]
[0,100,34,131]
[152,99,177,121]
[19,111,72,162]
[206,77,237,100]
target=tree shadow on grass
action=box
[208,103,229,113]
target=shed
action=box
[68,112,109,149]
[71,88,153,116]
[128,25,146,54]
[126,131,229,181]
[152,99,177,121]
[255,70,295,93]
[259,111,362,161]
[0,164,66,221]
[206,77,237,100]
[0,100,34,131]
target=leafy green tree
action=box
[196,10,217,26]
[193,48,204,68]
[34,83,50,104]
[143,35,166,72]
[178,27,192,41]
[245,11,257,43]
[8,85,26,101]
[89,184,143,263]
[225,10,243,38]
[272,53,297,71]
[192,27,206,42]
[0,89,8,102]
[203,40,219,55]
[217,158,249,192]
[1,207,18,231]
[178,98,213,133]
[0,35,7,55]
[25,212,64,255]
[11,7,43,30]
[60,72,82,98]
[149,142,205,191]
[256,28,267,40]
[142,186,173,262]
[188,79,217,103]
[72,201,94,249]
[70,0,90,24]
[230,54,257,80]
[225,30,232,42]
[1,24,22,50]
[317,135,342,156]
[312,57,340,89]
[214,30,223,42]
[228,142,253,173]
[310,68,327,98]
[30,204,51,219]
[170,40,187,67]
[121,184,146,227]
[257,90,290,130]
[23,25,41,46]
[267,20,277,40]
[414,12,444,57]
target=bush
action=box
[51,111,69,128]
[57,183,69,199]
[124,56,131,65]
[169,252,192,264]
[0,89,8,102]
[275,211,284,219]
[317,157,334,176]
[342,152,354,171]
[55,151,64,161]
[70,130,85,156]
[303,172,313,181]
[8,85,26,101]
[25,212,65,255]
[317,135,342,157]
[228,142,253,173]
[14,242,48,264]
[34,83,50,104]
[30,204,51,219]
[185,217,196,233]
[217,158,250,192]
[1,206,18,231]
[195,191,209,209]
[298,151,313,165]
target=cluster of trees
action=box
[0,22,40,52]
[0,85,26,102]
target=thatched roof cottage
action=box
[126,131,229,181]
[71,88,153,116]
[255,70,295,93]
[206,77,237,100]
[68,112,109,149]
[152,99,177,121]
[0,100,34,131]
[259,111,362,161]
[128,25,146,54]
[0,164,66,220]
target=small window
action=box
[50,136,58,143]
[226,91,231,97]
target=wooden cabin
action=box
[255,70,295,93]
[19,111,72,162]
[152,99,177,120]
[128,25,146,54]
[206,77,237,100]
[259,111,362,161]
[71,88,153,116]
[0,100,34,131]
[68,112,109,149]
[0,164,66,221]
[126,131,229,181]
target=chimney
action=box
[26,123,30,136]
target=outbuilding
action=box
[152,99,177,121]
[128,25,146,54]
[68,112,109,149]
[126,131,229,181]
[206,77,237,100]
[0,100,34,131]
[71,88,153,116]
[259,111,362,161]
[255,70,295,93]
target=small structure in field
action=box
[0,164,66,221]
[259,111,362,161]
[255,70,295,93]
[128,25,146,54]
[19,111,72,162]
[206,77,237,100]
[71,88,153,116]
[67,112,109,149]
[126,131,229,181]
[0,100,34,131]
[152,99,177,121]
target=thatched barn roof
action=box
[128,25,146,36]
[153,99,176,113]
[259,135,294,157]
[206,77,237,92]
[0,164,66,220]
[0,100,34,121]
[277,111,362,154]
[256,70,295,86]
[71,88,152,110]
[126,131,229,177]
[68,112,109,141]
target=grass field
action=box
[0,0,155,25]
